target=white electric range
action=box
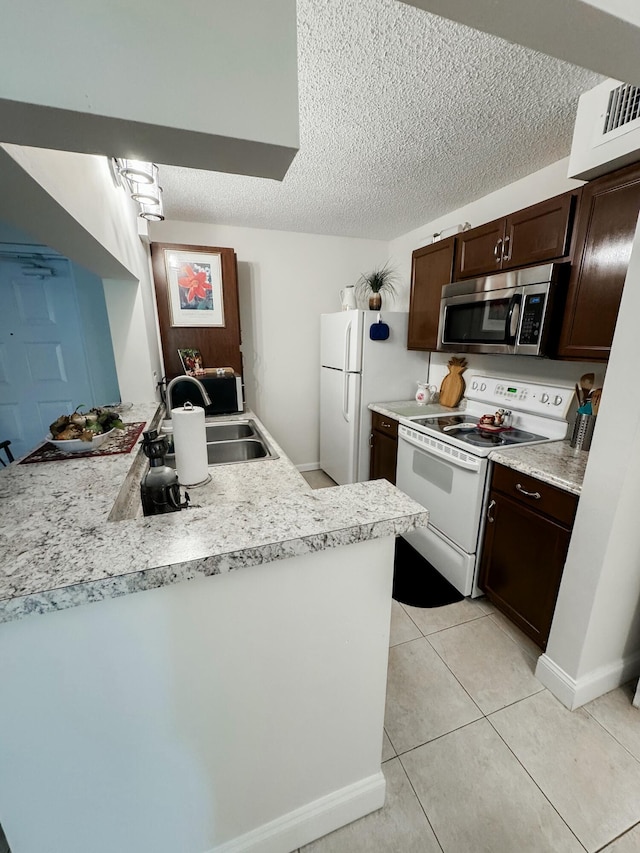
[396,375,574,597]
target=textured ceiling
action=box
[159,0,602,240]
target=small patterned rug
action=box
[19,422,147,464]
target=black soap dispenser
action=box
[140,430,190,516]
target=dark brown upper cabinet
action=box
[454,192,578,281]
[453,219,504,280]
[557,161,640,362]
[407,236,456,351]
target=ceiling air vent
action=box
[569,79,640,180]
[603,83,640,135]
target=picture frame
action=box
[164,249,225,328]
[177,347,204,375]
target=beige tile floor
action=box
[298,475,640,852]
[298,593,640,853]
[301,469,337,489]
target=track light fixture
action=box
[117,159,165,221]
[119,160,156,185]
[139,189,165,221]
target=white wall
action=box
[400,0,640,86]
[0,1,298,179]
[0,537,393,853]
[0,145,162,402]
[389,157,583,304]
[150,220,389,466]
[582,0,640,26]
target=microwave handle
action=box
[505,293,522,344]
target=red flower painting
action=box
[178,264,213,309]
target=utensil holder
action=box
[570,413,596,451]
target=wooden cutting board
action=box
[439,357,468,408]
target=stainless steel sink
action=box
[163,417,278,468]
[205,421,255,442]
[205,439,268,465]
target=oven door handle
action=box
[399,431,481,472]
[505,293,522,344]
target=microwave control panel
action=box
[518,294,546,345]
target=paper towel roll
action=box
[171,404,208,485]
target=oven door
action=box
[396,427,488,554]
[438,285,522,354]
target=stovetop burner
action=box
[410,414,547,448]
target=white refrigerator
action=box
[320,311,427,484]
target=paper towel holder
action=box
[171,398,212,488]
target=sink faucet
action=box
[166,376,212,416]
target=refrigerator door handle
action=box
[342,319,352,421]
[342,371,350,422]
[343,320,352,372]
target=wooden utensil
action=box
[575,383,583,407]
[591,388,602,415]
[579,373,595,401]
[439,357,468,408]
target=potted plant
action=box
[356,262,397,310]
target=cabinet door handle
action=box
[503,234,511,261]
[515,483,541,500]
[494,239,503,261]
[369,433,374,447]
[381,421,393,428]
[487,499,496,522]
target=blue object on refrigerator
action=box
[369,312,390,340]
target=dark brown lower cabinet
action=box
[479,464,578,650]
[369,412,398,484]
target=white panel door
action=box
[0,258,95,458]
[320,367,361,485]
[320,312,363,372]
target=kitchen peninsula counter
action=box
[0,403,428,853]
[489,439,588,496]
[0,404,427,624]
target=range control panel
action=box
[465,376,574,420]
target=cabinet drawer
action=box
[491,463,578,527]
[371,411,398,438]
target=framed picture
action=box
[164,249,225,328]
[177,347,204,375]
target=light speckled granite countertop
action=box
[369,400,460,420]
[489,441,587,495]
[0,405,428,623]
[369,400,587,496]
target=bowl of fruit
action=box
[48,407,125,453]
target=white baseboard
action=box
[210,772,385,853]
[536,649,640,710]
[296,462,321,472]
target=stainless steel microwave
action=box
[437,263,566,356]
